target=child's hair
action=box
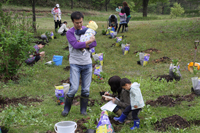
[63,21,67,24]
[120,78,131,87]
[108,76,122,96]
[121,8,125,13]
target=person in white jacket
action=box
[51,4,62,32]
[113,78,145,130]
[58,21,70,36]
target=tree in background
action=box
[170,2,185,18]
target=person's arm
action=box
[64,25,69,31]
[114,90,130,108]
[51,8,55,15]
[67,30,96,49]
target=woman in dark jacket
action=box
[122,1,131,31]
[104,76,132,121]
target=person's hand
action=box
[85,35,95,47]
[89,35,95,42]
[104,97,112,101]
[112,98,116,103]
[29,55,33,58]
[104,92,110,96]
[134,105,138,108]
[67,26,70,29]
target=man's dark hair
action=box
[120,78,131,87]
[121,8,125,13]
[63,21,67,24]
[71,11,84,22]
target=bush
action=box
[0,3,34,79]
[170,2,185,18]
[0,26,34,78]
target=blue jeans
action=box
[123,105,141,120]
[67,64,92,98]
[126,17,131,26]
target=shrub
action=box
[0,3,34,79]
[0,26,34,79]
[170,2,185,18]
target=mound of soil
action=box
[152,56,171,63]
[75,117,90,133]
[64,46,69,51]
[155,74,180,82]
[146,95,176,107]
[63,66,70,71]
[46,130,55,133]
[134,48,160,54]
[146,93,197,107]
[154,115,190,131]
[0,75,20,83]
[0,95,43,111]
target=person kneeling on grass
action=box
[58,21,70,36]
[113,78,145,130]
[25,41,45,65]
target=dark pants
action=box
[26,55,40,66]
[54,20,61,31]
[117,23,127,33]
[123,105,141,120]
[61,30,67,36]
[113,106,121,113]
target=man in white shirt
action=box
[58,21,70,36]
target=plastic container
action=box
[53,55,63,66]
[54,121,77,133]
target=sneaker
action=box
[125,27,128,32]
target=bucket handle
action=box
[72,123,77,133]
[54,124,58,132]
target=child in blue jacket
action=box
[114,78,145,130]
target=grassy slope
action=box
[1,5,200,133]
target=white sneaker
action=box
[125,27,128,32]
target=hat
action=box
[56,4,59,7]
[86,21,98,31]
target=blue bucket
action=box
[53,55,63,66]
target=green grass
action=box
[1,6,200,133]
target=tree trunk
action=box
[32,0,36,33]
[161,2,164,14]
[143,0,149,17]
[71,0,73,9]
[105,0,107,11]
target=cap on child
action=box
[86,21,98,31]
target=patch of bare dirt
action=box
[75,117,90,133]
[134,48,160,54]
[154,115,190,132]
[63,46,69,51]
[63,66,70,71]
[146,93,197,107]
[155,74,180,82]
[152,56,171,63]
[0,95,43,111]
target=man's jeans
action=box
[67,64,92,98]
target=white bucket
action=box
[54,121,77,133]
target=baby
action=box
[75,21,98,55]
[53,8,60,21]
